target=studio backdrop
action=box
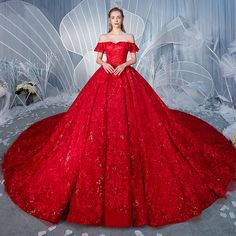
[0,0,235,115]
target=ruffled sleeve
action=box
[128,42,139,52]
[94,42,105,52]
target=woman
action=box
[2,6,236,227]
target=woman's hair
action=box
[107,7,126,33]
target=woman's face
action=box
[109,11,123,29]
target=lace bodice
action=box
[94,41,139,67]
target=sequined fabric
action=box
[2,41,236,227]
[94,41,139,67]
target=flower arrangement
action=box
[230,133,236,148]
[15,81,37,105]
[16,81,37,95]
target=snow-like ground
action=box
[0,94,236,236]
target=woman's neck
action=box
[109,29,124,35]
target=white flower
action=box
[230,132,236,147]
[28,86,37,94]
[16,81,37,94]
[16,84,23,90]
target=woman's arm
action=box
[96,34,115,74]
[124,34,137,67]
[96,34,106,66]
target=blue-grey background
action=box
[0,0,236,103]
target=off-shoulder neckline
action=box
[97,41,135,44]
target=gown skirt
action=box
[1,41,236,227]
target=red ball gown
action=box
[2,41,236,227]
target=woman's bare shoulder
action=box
[98,33,135,42]
[127,33,135,43]
[98,34,107,42]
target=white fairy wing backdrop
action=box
[0,0,235,126]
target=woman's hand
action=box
[102,62,115,74]
[113,63,127,76]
